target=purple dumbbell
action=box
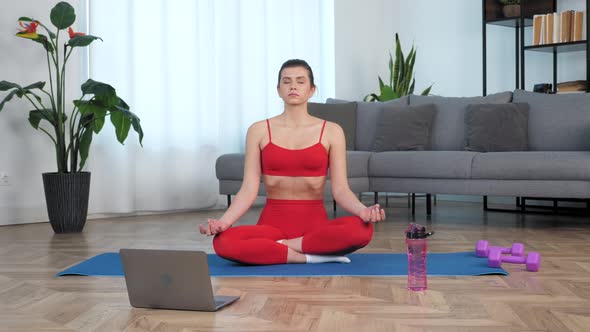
[476,240,525,258]
[488,248,541,272]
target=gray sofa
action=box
[215,89,590,213]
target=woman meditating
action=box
[199,59,386,265]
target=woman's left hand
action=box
[199,218,231,236]
[359,204,386,223]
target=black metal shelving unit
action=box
[482,0,589,95]
[481,0,589,216]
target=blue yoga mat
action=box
[56,252,507,277]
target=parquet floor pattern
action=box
[1,199,589,331]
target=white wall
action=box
[335,0,587,99]
[334,0,398,100]
[0,1,85,225]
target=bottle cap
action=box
[405,222,434,239]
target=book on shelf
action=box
[569,10,576,42]
[545,13,554,44]
[532,11,585,45]
[533,15,543,45]
[557,80,587,92]
[560,11,570,43]
[556,90,587,94]
[573,11,584,41]
[540,14,546,44]
[553,12,560,44]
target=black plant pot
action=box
[42,172,91,233]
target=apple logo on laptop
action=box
[160,274,173,287]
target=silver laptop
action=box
[119,249,239,311]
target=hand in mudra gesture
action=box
[359,204,386,223]
[199,218,231,236]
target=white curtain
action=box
[86,0,335,214]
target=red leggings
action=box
[213,199,373,265]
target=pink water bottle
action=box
[406,223,434,291]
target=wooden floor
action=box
[1,198,590,332]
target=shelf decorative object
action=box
[500,0,521,18]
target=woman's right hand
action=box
[199,218,231,236]
[358,204,386,223]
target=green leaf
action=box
[388,52,394,87]
[392,50,401,90]
[379,85,397,101]
[421,84,433,96]
[50,2,76,29]
[31,34,54,53]
[118,98,130,110]
[23,81,46,90]
[0,81,21,91]
[393,33,405,93]
[28,110,44,128]
[130,115,143,146]
[79,111,94,127]
[0,82,45,111]
[13,87,43,104]
[68,35,102,47]
[109,110,131,144]
[28,109,58,129]
[0,90,18,112]
[378,76,385,90]
[402,47,416,94]
[113,101,144,145]
[47,30,57,39]
[78,127,93,171]
[363,93,380,102]
[408,47,417,70]
[401,50,410,93]
[76,100,107,133]
[81,79,117,106]
[18,17,33,22]
[409,79,415,95]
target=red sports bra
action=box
[261,119,329,177]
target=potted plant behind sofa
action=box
[0,2,143,233]
[365,33,432,102]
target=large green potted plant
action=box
[365,33,432,102]
[0,2,143,233]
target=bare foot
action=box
[286,248,306,263]
[282,237,303,253]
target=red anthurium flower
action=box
[16,21,39,39]
[68,27,85,39]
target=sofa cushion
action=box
[512,89,590,151]
[308,102,357,150]
[216,153,245,180]
[471,151,590,180]
[338,151,372,177]
[327,96,409,151]
[216,151,372,180]
[464,103,529,152]
[409,91,513,151]
[373,103,437,151]
[368,151,478,179]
